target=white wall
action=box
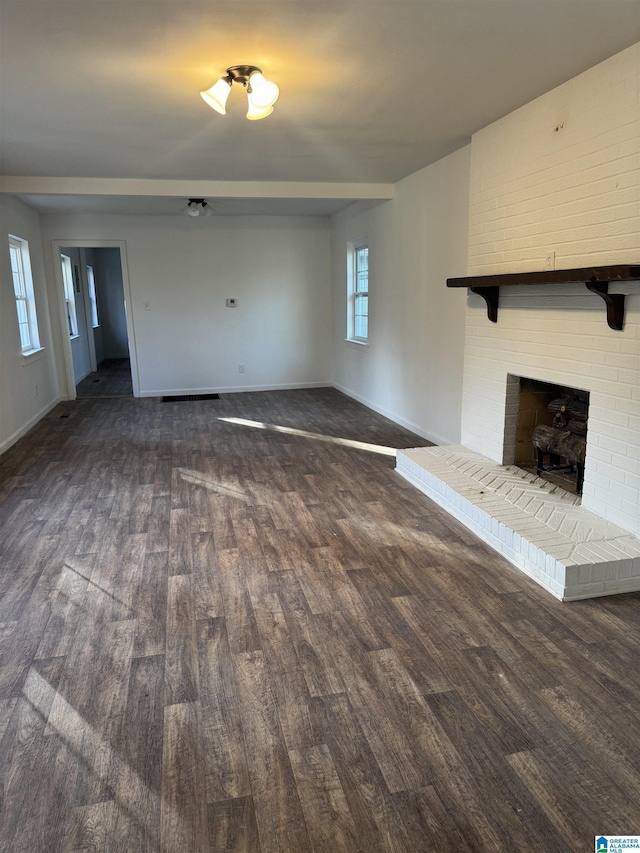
[461,44,640,536]
[39,214,332,396]
[0,195,59,454]
[93,247,128,360]
[331,147,470,445]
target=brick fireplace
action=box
[460,283,639,536]
[397,273,639,601]
[397,275,640,600]
[397,44,639,599]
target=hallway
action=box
[75,358,133,399]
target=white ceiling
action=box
[1,0,639,215]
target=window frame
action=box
[346,241,369,345]
[9,235,41,355]
[86,264,99,328]
[60,253,79,338]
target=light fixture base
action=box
[226,65,261,86]
[183,198,213,217]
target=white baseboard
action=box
[0,396,62,457]
[332,383,452,446]
[139,381,332,398]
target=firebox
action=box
[513,377,589,495]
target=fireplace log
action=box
[548,395,588,419]
[533,424,586,494]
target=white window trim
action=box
[9,234,41,355]
[22,346,46,366]
[60,253,79,337]
[87,264,100,328]
[346,240,369,344]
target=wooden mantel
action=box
[447,264,640,330]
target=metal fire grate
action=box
[161,394,220,402]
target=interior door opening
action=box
[54,241,139,399]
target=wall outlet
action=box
[238,364,245,373]
[143,301,151,311]
[546,251,556,271]
[226,298,237,307]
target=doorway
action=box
[76,358,133,398]
[52,241,139,399]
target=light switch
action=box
[226,298,237,307]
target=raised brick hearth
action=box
[396,445,640,601]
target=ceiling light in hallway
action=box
[182,199,213,217]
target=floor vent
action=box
[161,394,221,403]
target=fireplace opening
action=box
[514,377,589,495]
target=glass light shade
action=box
[200,77,231,115]
[246,90,274,121]
[183,200,211,217]
[248,72,279,108]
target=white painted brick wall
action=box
[462,44,640,537]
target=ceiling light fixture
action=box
[182,198,213,217]
[200,65,279,121]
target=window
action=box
[60,254,79,337]
[347,242,368,343]
[9,235,41,353]
[86,265,99,327]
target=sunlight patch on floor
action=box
[218,417,397,457]
[177,468,248,499]
[24,667,162,844]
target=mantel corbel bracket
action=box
[585,280,625,331]
[449,265,638,330]
[470,285,499,322]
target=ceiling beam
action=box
[0,176,394,201]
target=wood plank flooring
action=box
[0,387,639,852]
[76,358,133,398]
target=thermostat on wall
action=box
[226,298,237,307]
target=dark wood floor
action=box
[76,358,133,398]
[0,388,639,852]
